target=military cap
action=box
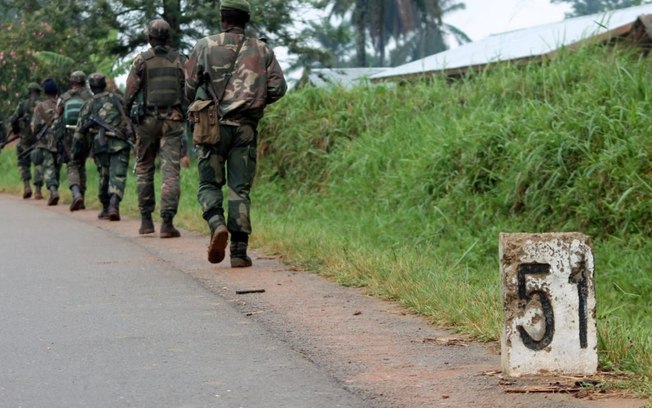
[42,78,59,95]
[221,0,250,14]
[88,72,107,92]
[147,19,171,40]
[27,82,43,93]
[70,70,87,85]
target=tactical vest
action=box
[142,48,182,109]
[64,96,85,126]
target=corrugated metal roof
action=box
[372,4,652,81]
[305,67,387,88]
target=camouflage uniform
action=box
[185,3,287,266]
[9,88,44,198]
[124,19,187,237]
[31,88,61,206]
[56,73,93,207]
[72,74,131,221]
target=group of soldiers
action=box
[0,0,287,267]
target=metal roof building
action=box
[298,67,387,88]
[371,4,652,81]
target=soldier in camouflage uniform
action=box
[185,0,287,267]
[55,71,93,211]
[9,83,44,199]
[124,19,187,238]
[71,73,132,221]
[31,78,61,206]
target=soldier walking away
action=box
[56,71,93,211]
[124,19,187,238]
[185,0,287,267]
[71,73,132,221]
[9,82,44,199]
[31,78,60,206]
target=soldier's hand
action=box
[180,155,190,168]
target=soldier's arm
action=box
[265,47,287,105]
[123,55,145,113]
[184,41,206,102]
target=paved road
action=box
[0,196,368,408]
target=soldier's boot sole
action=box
[47,192,59,206]
[108,210,121,221]
[230,256,253,268]
[207,226,229,264]
[160,227,181,239]
[70,196,84,212]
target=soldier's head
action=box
[27,82,43,97]
[41,78,59,97]
[70,71,87,87]
[88,72,107,94]
[221,0,251,28]
[147,19,171,47]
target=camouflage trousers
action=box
[62,129,86,193]
[196,124,257,235]
[95,149,129,205]
[135,115,183,218]
[16,144,43,186]
[40,148,61,189]
[66,160,87,195]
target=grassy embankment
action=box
[0,44,649,395]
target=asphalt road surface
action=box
[0,196,369,408]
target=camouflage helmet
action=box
[70,70,87,85]
[220,0,251,14]
[147,19,171,40]
[27,82,43,93]
[88,72,107,93]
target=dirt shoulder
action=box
[15,195,646,408]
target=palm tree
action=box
[330,0,469,67]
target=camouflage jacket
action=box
[123,45,187,120]
[185,27,287,125]
[76,91,131,154]
[9,96,40,146]
[31,97,58,152]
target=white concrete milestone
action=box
[499,232,598,377]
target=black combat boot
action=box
[160,215,180,238]
[47,186,59,206]
[97,202,110,220]
[139,212,155,235]
[33,184,43,200]
[22,181,32,199]
[207,224,228,264]
[69,185,84,212]
[230,240,252,268]
[108,195,120,221]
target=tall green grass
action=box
[255,45,651,392]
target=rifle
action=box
[17,124,50,159]
[88,115,133,146]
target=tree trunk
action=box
[354,0,367,67]
[162,0,183,49]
